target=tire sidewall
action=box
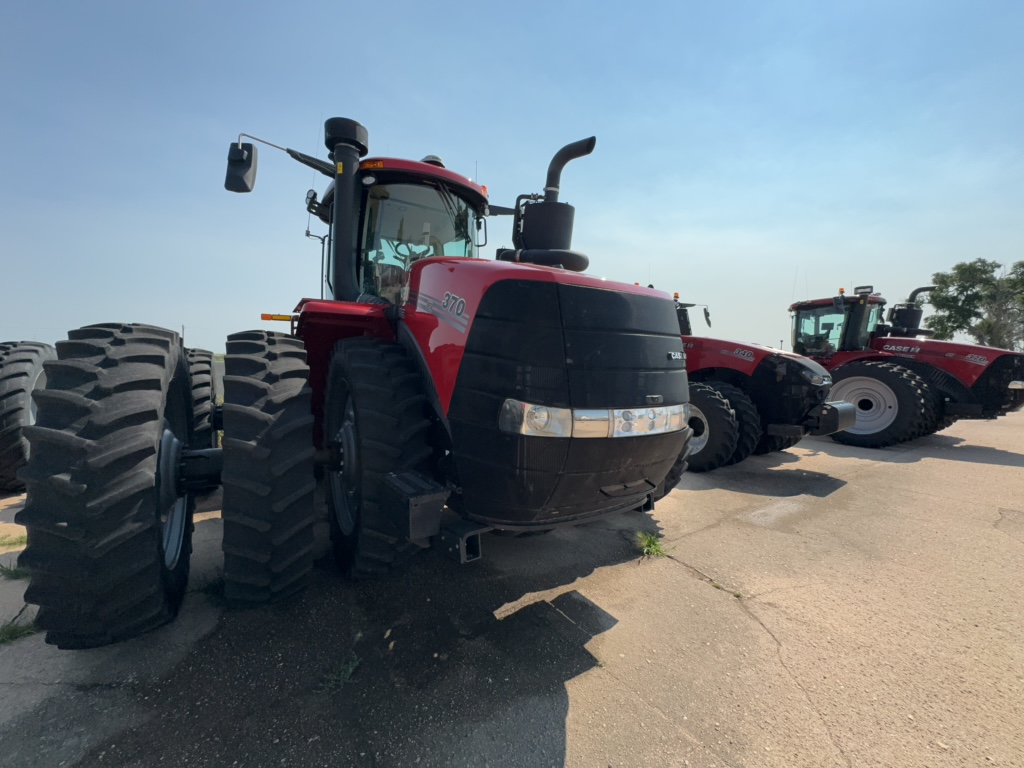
[324,351,361,571]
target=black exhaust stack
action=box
[324,117,369,302]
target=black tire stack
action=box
[186,348,220,449]
[0,341,56,492]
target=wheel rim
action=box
[156,422,187,570]
[688,404,709,454]
[830,375,898,435]
[329,396,359,536]
[28,370,45,425]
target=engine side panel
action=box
[868,337,1017,388]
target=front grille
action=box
[446,279,689,526]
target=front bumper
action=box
[766,400,856,438]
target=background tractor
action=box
[16,117,693,648]
[790,286,1024,447]
[672,297,854,472]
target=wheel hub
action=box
[830,376,898,435]
[156,423,187,570]
[688,404,709,455]
[329,397,359,536]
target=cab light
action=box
[261,314,294,322]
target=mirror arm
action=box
[237,133,334,178]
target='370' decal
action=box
[442,292,466,317]
[416,290,470,334]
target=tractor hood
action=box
[682,336,831,380]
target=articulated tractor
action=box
[791,286,1024,447]
[16,118,693,648]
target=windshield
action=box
[359,181,480,302]
[793,306,847,355]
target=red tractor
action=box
[16,117,693,648]
[671,298,855,472]
[790,286,1024,447]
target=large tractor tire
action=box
[220,331,316,604]
[913,377,959,437]
[685,382,739,473]
[16,324,195,649]
[324,337,433,578]
[0,341,56,492]
[186,348,220,449]
[828,360,930,448]
[706,381,762,466]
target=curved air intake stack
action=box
[510,138,596,270]
[887,286,937,338]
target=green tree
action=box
[925,259,1024,351]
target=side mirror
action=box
[703,307,712,328]
[225,143,258,192]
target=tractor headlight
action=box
[499,399,687,438]
[498,400,572,437]
[800,369,831,387]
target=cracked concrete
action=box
[0,412,1021,766]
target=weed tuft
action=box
[0,622,39,645]
[0,563,30,580]
[636,531,668,558]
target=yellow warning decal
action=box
[336,162,344,175]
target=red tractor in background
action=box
[790,285,1024,447]
[17,117,693,649]
[671,297,855,472]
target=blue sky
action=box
[2,0,1021,351]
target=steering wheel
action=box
[395,237,444,264]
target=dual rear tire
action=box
[18,325,195,649]
[684,381,765,473]
[828,361,931,448]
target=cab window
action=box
[793,306,846,355]
[359,182,480,303]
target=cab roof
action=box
[789,294,887,312]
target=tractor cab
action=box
[790,286,886,355]
[226,118,490,306]
[308,159,489,304]
[790,285,938,356]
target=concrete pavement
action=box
[0,412,1021,767]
